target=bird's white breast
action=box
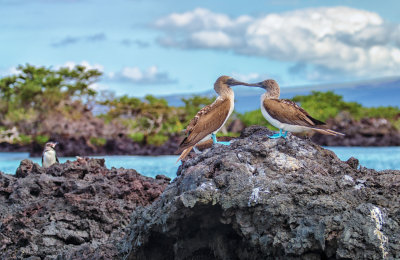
[43,150,57,168]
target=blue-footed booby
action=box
[176,76,250,161]
[249,79,344,138]
[42,142,59,168]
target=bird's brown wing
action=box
[177,98,231,153]
[263,99,325,127]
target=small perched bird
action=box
[249,79,344,138]
[176,76,251,161]
[42,142,59,168]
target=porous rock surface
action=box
[0,158,170,259]
[122,126,400,260]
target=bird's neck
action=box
[217,86,234,100]
[264,88,280,99]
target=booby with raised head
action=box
[249,79,344,138]
[176,76,250,161]
[42,141,59,168]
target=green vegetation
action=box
[237,110,277,130]
[17,134,32,145]
[1,65,399,148]
[90,137,107,147]
[98,94,184,145]
[128,132,145,143]
[0,64,101,142]
[292,91,400,127]
[34,135,50,145]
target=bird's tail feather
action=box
[312,128,345,136]
[176,146,194,163]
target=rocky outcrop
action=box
[28,135,181,157]
[312,114,400,146]
[0,158,170,259]
[121,126,400,259]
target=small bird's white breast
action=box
[43,150,57,168]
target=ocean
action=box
[1,147,399,178]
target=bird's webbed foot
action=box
[216,141,231,145]
[211,133,231,146]
[268,129,288,139]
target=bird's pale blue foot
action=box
[268,129,288,139]
[211,133,231,145]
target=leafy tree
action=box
[0,64,102,137]
[99,95,184,145]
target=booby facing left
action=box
[42,142,59,168]
[176,76,250,161]
[249,79,344,138]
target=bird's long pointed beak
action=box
[226,78,252,86]
[245,82,265,89]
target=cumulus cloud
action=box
[108,66,177,85]
[231,72,266,83]
[52,33,106,47]
[154,7,400,80]
[60,61,105,72]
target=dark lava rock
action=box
[121,126,400,260]
[312,115,400,146]
[0,158,170,259]
[28,135,181,157]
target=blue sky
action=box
[1,0,400,97]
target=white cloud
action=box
[154,8,252,32]
[61,61,104,72]
[231,72,264,82]
[108,66,176,85]
[154,7,400,80]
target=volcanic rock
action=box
[312,114,400,146]
[0,158,170,259]
[121,126,400,259]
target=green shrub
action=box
[34,135,50,145]
[128,132,145,143]
[147,134,168,146]
[18,134,32,145]
[90,137,107,147]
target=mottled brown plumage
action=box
[177,98,231,153]
[263,98,325,127]
[176,76,250,161]
[248,79,344,136]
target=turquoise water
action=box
[1,147,399,178]
[325,147,400,171]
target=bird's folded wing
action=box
[177,98,231,152]
[264,99,325,127]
